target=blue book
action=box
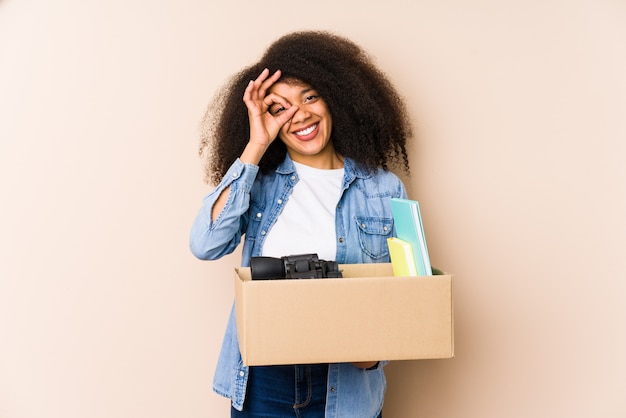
[389,198,432,276]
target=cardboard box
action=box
[235,263,454,366]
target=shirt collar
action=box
[275,153,374,180]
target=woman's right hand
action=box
[210,69,298,222]
[240,68,299,164]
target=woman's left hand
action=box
[351,361,379,369]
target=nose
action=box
[291,105,311,123]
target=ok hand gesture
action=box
[241,69,299,163]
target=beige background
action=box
[1,0,624,417]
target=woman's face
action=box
[267,80,338,168]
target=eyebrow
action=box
[268,87,317,104]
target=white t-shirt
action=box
[261,161,344,261]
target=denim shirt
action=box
[190,155,408,417]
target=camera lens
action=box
[250,256,286,280]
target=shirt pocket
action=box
[354,216,394,260]
[245,202,265,244]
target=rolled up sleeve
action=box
[189,159,259,260]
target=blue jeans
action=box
[230,364,382,418]
[231,364,327,418]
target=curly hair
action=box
[200,30,412,185]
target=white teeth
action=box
[295,124,317,136]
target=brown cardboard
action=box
[235,263,454,366]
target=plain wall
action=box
[1,0,624,417]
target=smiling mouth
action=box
[295,124,318,136]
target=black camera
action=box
[250,253,343,280]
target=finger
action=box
[274,105,299,125]
[244,73,271,107]
[256,70,282,99]
[263,93,291,113]
[262,92,289,109]
[243,69,270,101]
[243,79,255,102]
[254,68,270,83]
[252,68,271,90]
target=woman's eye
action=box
[270,105,285,115]
[304,95,319,103]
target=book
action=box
[387,237,418,276]
[389,198,432,276]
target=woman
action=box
[190,31,413,418]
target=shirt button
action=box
[338,237,344,243]
[261,230,266,236]
[330,387,336,392]
[277,199,283,204]
[361,223,366,228]
[239,371,245,377]
[383,226,388,231]
[256,212,262,218]
[291,175,296,181]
